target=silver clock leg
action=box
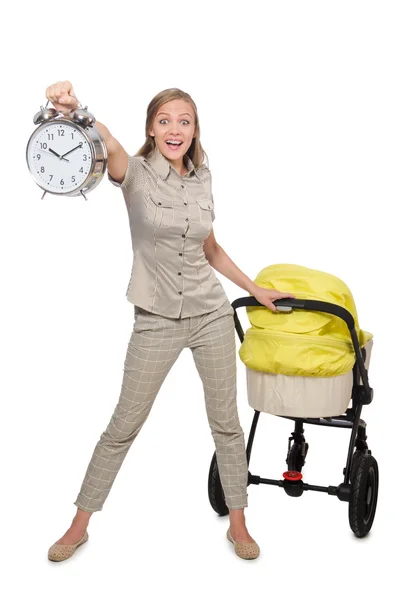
[41,190,47,200]
[80,190,88,201]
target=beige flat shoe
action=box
[226,527,260,560]
[48,531,89,562]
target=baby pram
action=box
[208,264,378,538]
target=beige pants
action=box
[74,298,248,512]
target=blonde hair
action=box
[134,88,209,170]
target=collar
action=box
[146,145,196,180]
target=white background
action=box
[1,0,396,597]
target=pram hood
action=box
[238,264,373,377]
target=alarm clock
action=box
[26,99,108,200]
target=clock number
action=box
[60,179,64,186]
[72,176,76,183]
[41,166,45,173]
[79,142,83,147]
[83,155,87,161]
[79,167,83,173]
[58,129,65,136]
[49,175,53,181]
[47,133,54,140]
[37,153,41,160]
[40,142,47,149]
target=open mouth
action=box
[165,140,183,150]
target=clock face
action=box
[26,121,93,193]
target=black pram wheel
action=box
[287,442,309,472]
[349,449,365,483]
[208,451,229,516]
[348,453,379,538]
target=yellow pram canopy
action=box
[238,264,373,378]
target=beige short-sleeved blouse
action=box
[108,145,229,318]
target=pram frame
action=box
[232,296,373,499]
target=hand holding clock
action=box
[46,80,79,115]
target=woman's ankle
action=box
[71,508,92,529]
[229,508,245,521]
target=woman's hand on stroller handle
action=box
[251,285,296,313]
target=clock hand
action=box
[48,147,62,158]
[60,143,83,160]
[40,149,69,162]
[48,147,70,162]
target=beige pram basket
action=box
[245,338,373,418]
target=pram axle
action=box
[247,472,350,501]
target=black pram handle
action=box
[233,297,355,330]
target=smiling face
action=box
[149,98,197,167]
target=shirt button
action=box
[158,201,162,205]
[178,291,182,295]
[185,217,189,221]
[179,252,182,256]
[178,272,181,275]
[182,234,185,238]
[181,184,185,189]
[184,201,188,205]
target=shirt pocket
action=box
[195,193,215,229]
[145,189,176,228]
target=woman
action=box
[46,80,295,561]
